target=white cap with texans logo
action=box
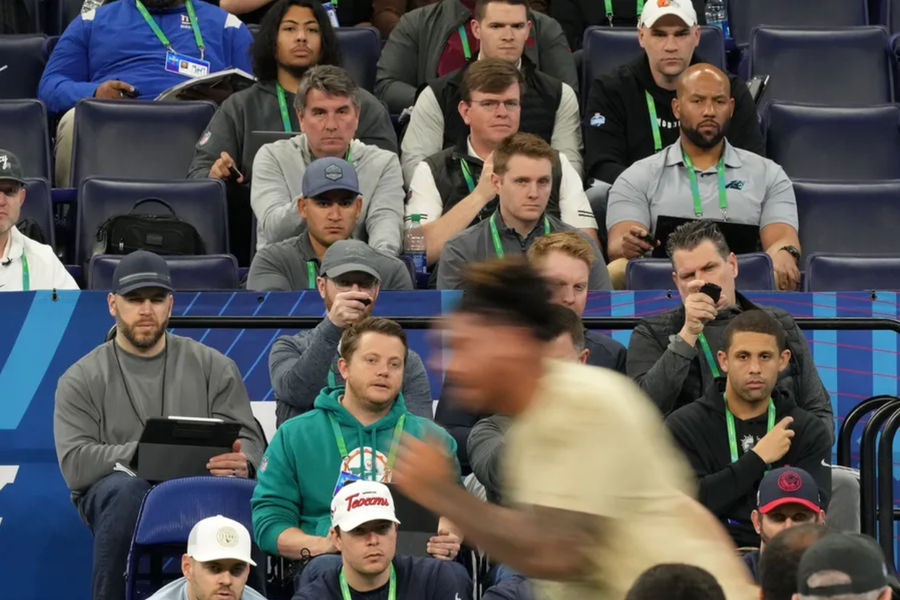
[331,480,401,531]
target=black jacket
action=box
[627,292,834,439]
[583,54,764,184]
[666,382,832,547]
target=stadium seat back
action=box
[0,34,47,99]
[125,476,265,600]
[806,254,900,291]
[766,104,900,180]
[69,99,216,186]
[581,26,725,105]
[88,254,239,290]
[728,0,869,47]
[793,180,900,256]
[750,27,893,110]
[19,177,55,248]
[625,252,775,290]
[75,177,229,265]
[0,99,51,179]
[336,26,380,92]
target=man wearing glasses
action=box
[0,149,77,291]
[405,59,598,267]
[268,238,433,426]
[248,157,412,291]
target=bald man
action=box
[605,64,801,291]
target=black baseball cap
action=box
[796,534,890,596]
[112,250,174,295]
[0,149,26,185]
[757,467,822,514]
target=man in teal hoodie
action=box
[251,316,463,571]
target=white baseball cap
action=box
[639,0,698,27]
[331,481,401,532]
[186,515,257,566]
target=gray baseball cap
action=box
[0,149,26,185]
[319,239,381,281]
[112,250,174,295]
[302,157,361,199]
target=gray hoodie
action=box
[251,135,405,254]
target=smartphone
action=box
[358,298,372,307]
[700,282,722,304]
[228,165,243,180]
[121,87,139,98]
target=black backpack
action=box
[93,198,205,257]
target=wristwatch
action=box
[779,245,801,263]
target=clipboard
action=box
[132,416,241,483]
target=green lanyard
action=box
[340,565,395,600]
[644,91,662,152]
[682,148,728,220]
[275,83,294,133]
[327,413,407,480]
[135,0,206,60]
[460,159,476,193]
[488,213,550,258]
[697,332,720,378]
[20,251,29,291]
[725,394,776,463]
[458,25,472,60]
[604,0,645,25]
[306,260,317,289]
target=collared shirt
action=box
[0,226,78,292]
[606,139,798,235]
[436,209,611,290]
[406,138,596,230]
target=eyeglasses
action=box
[471,99,521,112]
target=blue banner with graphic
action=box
[1,289,899,598]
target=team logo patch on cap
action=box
[657,0,671,6]
[216,526,239,547]
[777,470,803,492]
[324,164,343,181]
[0,155,8,170]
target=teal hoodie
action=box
[251,386,458,555]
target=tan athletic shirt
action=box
[504,360,758,600]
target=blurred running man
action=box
[393,257,757,600]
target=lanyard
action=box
[458,25,472,60]
[136,0,205,60]
[340,565,395,600]
[20,251,29,291]
[697,332,720,377]
[644,91,662,152]
[725,394,776,463]
[327,413,407,480]
[275,83,294,133]
[488,213,550,258]
[460,158,476,193]
[682,148,727,220]
[604,0,645,25]
[306,260,317,289]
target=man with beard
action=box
[605,63,800,290]
[39,0,253,187]
[54,250,265,600]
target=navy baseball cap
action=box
[0,149,26,184]
[757,466,822,514]
[302,157,360,199]
[112,250,174,295]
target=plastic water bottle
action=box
[404,214,428,289]
[81,0,104,13]
[321,2,340,28]
[705,0,730,39]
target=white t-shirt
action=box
[406,139,597,230]
[0,226,78,291]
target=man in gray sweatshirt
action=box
[53,250,265,600]
[268,241,432,427]
[251,65,405,253]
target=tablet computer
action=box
[133,416,241,483]
[652,216,761,258]
[248,130,297,165]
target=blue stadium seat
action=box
[581,26,725,105]
[805,254,900,291]
[793,180,900,257]
[625,252,775,290]
[19,177,54,248]
[337,26,380,93]
[125,476,265,600]
[728,0,868,48]
[0,35,47,99]
[766,104,900,181]
[69,99,216,186]
[75,177,229,264]
[750,27,893,110]
[0,99,51,179]
[88,254,240,290]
